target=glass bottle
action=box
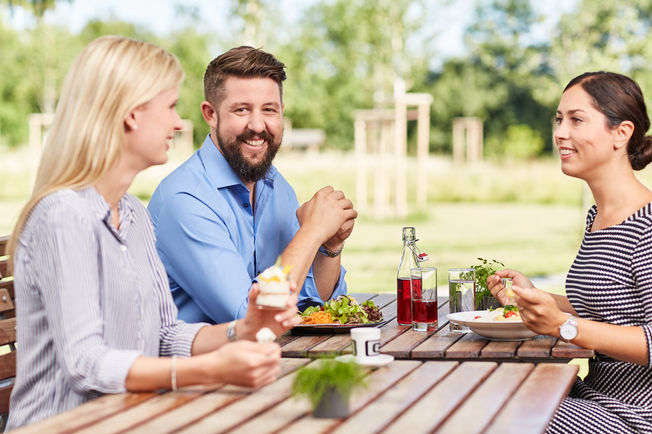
[397,227,424,326]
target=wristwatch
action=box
[318,242,344,258]
[559,314,578,342]
[226,320,238,342]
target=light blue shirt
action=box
[148,135,347,324]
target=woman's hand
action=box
[512,285,567,337]
[239,282,302,340]
[201,340,281,388]
[487,269,534,306]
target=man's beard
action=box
[217,128,282,183]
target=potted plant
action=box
[292,358,366,418]
[472,257,504,310]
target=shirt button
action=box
[243,203,249,208]
[120,245,127,252]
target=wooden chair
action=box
[0,235,16,431]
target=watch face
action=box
[560,322,577,340]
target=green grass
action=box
[1,147,599,375]
[0,148,590,294]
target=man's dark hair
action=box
[204,46,287,107]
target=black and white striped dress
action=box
[547,204,652,434]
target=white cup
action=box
[351,327,381,363]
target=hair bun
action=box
[630,135,652,170]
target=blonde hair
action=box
[7,35,184,259]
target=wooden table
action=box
[11,358,578,434]
[281,293,594,363]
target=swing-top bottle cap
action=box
[402,227,416,241]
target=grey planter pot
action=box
[313,386,349,418]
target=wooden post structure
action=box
[353,92,432,219]
[452,117,483,163]
[354,117,368,213]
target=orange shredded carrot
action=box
[302,311,333,324]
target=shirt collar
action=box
[80,186,135,239]
[198,134,278,190]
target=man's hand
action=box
[323,218,355,251]
[296,186,358,246]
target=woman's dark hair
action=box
[565,71,652,170]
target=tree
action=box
[277,0,433,149]
[421,0,554,156]
[549,0,652,99]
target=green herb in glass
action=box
[472,257,505,307]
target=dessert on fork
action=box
[256,264,292,309]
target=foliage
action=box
[3,0,652,157]
[472,258,505,304]
[292,359,366,410]
[277,0,432,149]
[302,296,381,324]
[485,124,545,159]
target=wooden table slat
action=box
[279,335,331,357]
[11,393,158,434]
[517,335,556,358]
[74,389,205,434]
[552,340,595,359]
[485,363,579,434]
[379,319,410,345]
[0,279,14,302]
[128,359,309,434]
[383,361,498,434]
[0,317,16,346]
[0,384,13,414]
[368,292,398,308]
[379,297,398,323]
[306,333,352,356]
[381,327,438,359]
[444,331,489,359]
[437,362,535,434]
[410,327,465,358]
[480,340,521,359]
[0,351,16,379]
[278,360,423,434]
[331,361,459,434]
[176,360,314,434]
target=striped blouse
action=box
[6,188,208,430]
[547,203,652,433]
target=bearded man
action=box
[148,47,357,325]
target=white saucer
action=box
[335,354,394,367]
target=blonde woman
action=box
[6,36,300,430]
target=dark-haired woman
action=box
[489,71,652,433]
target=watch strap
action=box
[318,242,344,258]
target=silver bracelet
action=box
[171,355,177,391]
[226,320,238,342]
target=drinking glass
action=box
[411,267,438,332]
[448,268,476,333]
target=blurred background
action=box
[2,0,652,293]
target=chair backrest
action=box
[0,234,16,428]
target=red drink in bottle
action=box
[397,277,414,325]
[397,227,423,326]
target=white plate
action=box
[447,310,536,341]
[335,354,394,367]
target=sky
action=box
[5,0,578,65]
